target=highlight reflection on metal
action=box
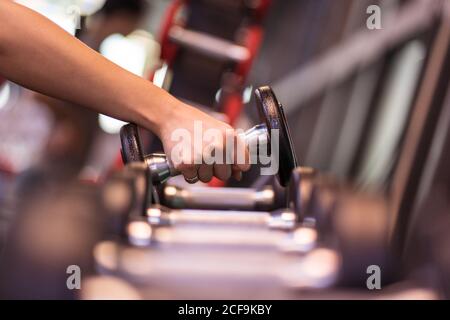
[0,82,11,111]
[169,210,268,225]
[95,241,288,280]
[146,206,171,226]
[146,208,295,231]
[144,153,175,184]
[267,211,297,230]
[154,225,287,247]
[244,123,269,149]
[163,185,274,210]
[279,227,318,253]
[126,221,152,247]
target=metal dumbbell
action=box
[120,86,297,187]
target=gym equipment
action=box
[120,86,298,187]
[160,167,311,213]
[288,167,317,222]
[101,162,154,238]
[159,0,271,115]
[109,0,273,189]
[95,158,391,295]
[4,0,450,301]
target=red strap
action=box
[112,151,125,170]
[209,177,225,188]
[159,0,186,66]
[236,25,264,78]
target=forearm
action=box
[0,1,177,135]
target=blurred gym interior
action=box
[1,0,450,300]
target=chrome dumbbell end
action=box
[144,153,179,185]
[243,123,269,148]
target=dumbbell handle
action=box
[144,123,268,184]
[163,185,274,210]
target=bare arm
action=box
[0,1,249,181]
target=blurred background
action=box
[1,0,450,299]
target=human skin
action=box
[0,0,249,182]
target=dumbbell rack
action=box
[92,153,395,300]
[97,167,330,299]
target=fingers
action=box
[198,164,213,183]
[201,130,249,182]
[214,164,231,181]
[179,164,233,183]
[177,163,199,184]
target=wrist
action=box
[126,82,180,138]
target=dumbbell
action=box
[282,169,392,288]
[134,167,321,244]
[120,86,297,187]
[101,162,154,240]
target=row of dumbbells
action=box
[95,87,392,295]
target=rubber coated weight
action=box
[120,124,144,163]
[255,86,298,187]
[289,167,316,222]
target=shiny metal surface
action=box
[163,185,274,210]
[169,26,250,63]
[145,124,269,183]
[146,207,282,229]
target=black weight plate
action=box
[120,123,144,164]
[289,168,302,218]
[289,167,316,221]
[255,86,298,187]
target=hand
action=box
[157,102,250,183]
